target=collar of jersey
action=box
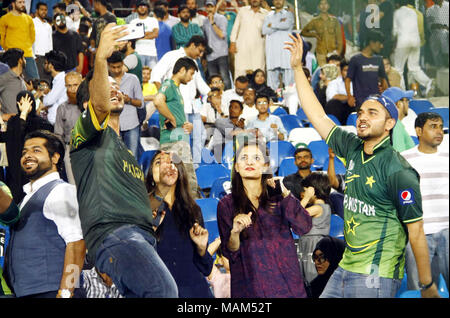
[361,136,391,164]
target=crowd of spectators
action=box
[0,0,448,299]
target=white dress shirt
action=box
[393,6,421,48]
[150,47,210,114]
[32,17,53,56]
[20,172,83,244]
[326,76,353,102]
[43,71,68,125]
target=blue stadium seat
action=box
[324,156,346,175]
[278,157,297,177]
[272,106,288,116]
[138,150,158,176]
[221,141,234,171]
[327,114,341,126]
[397,274,449,298]
[279,114,303,134]
[346,112,357,126]
[411,136,419,145]
[329,214,344,239]
[196,198,220,243]
[195,164,231,196]
[210,176,231,200]
[148,111,160,127]
[296,107,309,124]
[308,140,329,170]
[395,273,409,298]
[409,99,434,114]
[267,140,296,173]
[430,107,449,129]
[198,147,218,166]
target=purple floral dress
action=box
[217,193,312,298]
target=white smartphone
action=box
[113,23,145,42]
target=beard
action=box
[23,162,53,181]
[180,16,190,23]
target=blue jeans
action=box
[207,56,232,90]
[405,228,449,290]
[121,125,142,161]
[187,113,206,170]
[139,55,158,68]
[24,57,39,80]
[95,225,178,298]
[320,266,402,298]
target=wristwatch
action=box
[419,280,434,291]
[58,289,72,298]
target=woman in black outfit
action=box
[249,69,278,102]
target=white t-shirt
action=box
[401,146,449,234]
[240,104,259,124]
[130,16,159,57]
[326,76,353,102]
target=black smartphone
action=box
[164,119,174,130]
[268,179,283,197]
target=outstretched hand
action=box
[96,23,128,60]
[190,223,209,256]
[284,33,304,71]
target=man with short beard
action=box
[54,72,83,185]
[70,23,178,298]
[186,0,207,27]
[1,130,85,298]
[0,0,39,80]
[282,147,314,201]
[129,1,159,69]
[172,4,204,49]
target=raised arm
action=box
[285,34,335,139]
[89,23,128,124]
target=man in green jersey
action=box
[153,57,199,199]
[285,34,440,298]
[70,23,178,298]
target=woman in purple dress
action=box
[217,140,313,298]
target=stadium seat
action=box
[430,107,449,129]
[278,157,297,177]
[221,141,234,171]
[272,106,288,116]
[267,140,296,173]
[346,112,357,126]
[411,136,419,145]
[409,99,434,114]
[395,273,409,298]
[324,156,346,175]
[329,214,344,239]
[196,198,220,243]
[279,114,303,134]
[397,274,449,298]
[308,140,329,170]
[288,127,322,147]
[296,107,308,123]
[138,150,158,176]
[195,164,231,196]
[198,147,218,166]
[327,114,341,126]
[210,176,231,200]
[148,111,160,127]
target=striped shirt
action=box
[172,22,204,49]
[82,268,123,298]
[401,146,449,234]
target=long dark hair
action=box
[146,151,203,237]
[231,140,274,238]
[301,173,331,205]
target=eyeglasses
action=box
[312,254,327,264]
[211,80,223,84]
[257,101,268,105]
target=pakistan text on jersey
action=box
[122,160,145,182]
[344,194,376,216]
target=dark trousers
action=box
[207,55,232,90]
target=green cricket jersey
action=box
[158,79,189,145]
[0,182,13,296]
[326,126,423,279]
[70,102,155,264]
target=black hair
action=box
[24,130,65,172]
[93,0,109,7]
[45,50,67,72]
[16,90,37,117]
[39,78,51,89]
[129,39,137,50]
[340,60,349,70]
[106,51,125,64]
[207,74,223,85]
[301,172,331,203]
[36,2,48,10]
[414,112,444,128]
[172,57,198,74]
[79,22,90,34]
[365,29,384,46]
[294,147,312,157]
[154,0,169,7]
[255,93,270,104]
[0,48,24,68]
[80,16,92,24]
[229,99,243,110]
[153,6,166,19]
[235,75,249,84]
[302,67,311,78]
[326,54,341,63]
[185,35,207,48]
[178,4,190,14]
[76,79,90,113]
[55,2,66,11]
